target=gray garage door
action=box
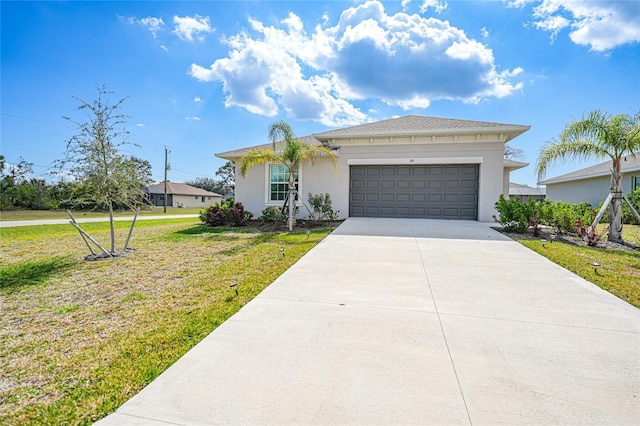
[350,164,479,220]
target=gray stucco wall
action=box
[545,174,638,206]
[234,141,507,222]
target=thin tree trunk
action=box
[288,172,294,231]
[609,159,623,243]
[109,201,116,253]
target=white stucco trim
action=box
[346,157,484,166]
[263,162,303,205]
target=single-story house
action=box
[538,155,640,206]
[216,115,530,222]
[147,181,223,208]
[509,182,546,202]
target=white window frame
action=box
[264,163,302,205]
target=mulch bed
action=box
[495,226,640,252]
[248,219,344,233]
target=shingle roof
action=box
[147,181,222,196]
[509,182,546,196]
[539,154,640,185]
[216,115,530,160]
[216,135,322,159]
[313,115,530,140]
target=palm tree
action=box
[239,120,338,231]
[536,110,640,243]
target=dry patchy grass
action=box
[0,219,334,425]
[0,207,203,221]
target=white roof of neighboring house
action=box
[509,182,546,196]
[147,181,222,197]
[539,154,640,185]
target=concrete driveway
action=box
[96,218,640,425]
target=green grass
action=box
[0,220,335,425]
[0,207,203,221]
[514,224,640,309]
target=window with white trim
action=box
[269,164,298,201]
[632,175,640,192]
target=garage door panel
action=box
[350,164,478,220]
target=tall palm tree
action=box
[537,110,640,243]
[239,120,338,231]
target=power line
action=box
[1,112,74,129]
[170,167,215,177]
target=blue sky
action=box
[2,0,639,187]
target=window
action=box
[201,196,205,202]
[632,175,640,192]
[269,164,298,201]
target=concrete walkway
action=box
[96,218,640,425]
[0,214,199,228]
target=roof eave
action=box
[539,166,640,185]
[504,159,529,171]
[313,125,531,142]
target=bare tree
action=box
[59,84,148,257]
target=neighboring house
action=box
[217,115,530,222]
[509,182,546,202]
[539,155,640,206]
[147,181,223,208]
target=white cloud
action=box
[480,27,490,38]
[139,17,165,38]
[185,116,202,121]
[194,96,203,102]
[504,0,535,9]
[136,123,146,127]
[173,15,214,42]
[511,0,640,51]
[190,0,523,125]
[160,44,168,52]
[420,0,448,14]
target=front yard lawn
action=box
[0,219,335,425]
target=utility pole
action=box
[164,147,169,213]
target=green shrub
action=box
[598,188,640,225]
[307,193,339,221]
[200,200,252,227]
[260,206,285,223]
[493,195,532,233]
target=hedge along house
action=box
[538,154,640,207]
[216,115,530,222]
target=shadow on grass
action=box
[0,256,75,291]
